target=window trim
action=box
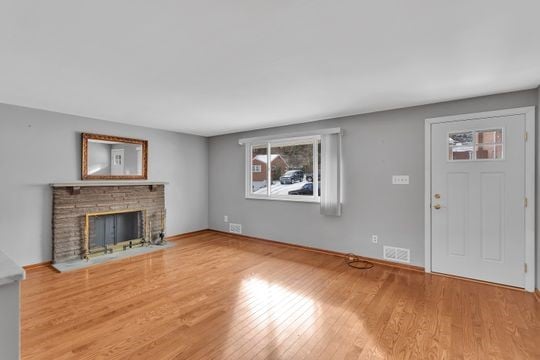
[244,135,321,203]
[239,128,341,145]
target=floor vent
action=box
[229,223,242,234]
[383,246,410,263]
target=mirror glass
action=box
[88,140,143,176]
[82,134,147,180]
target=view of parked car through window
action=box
[280,170,304,184]
[250,139,321,198]
[288,182,320,196]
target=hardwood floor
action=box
[22,231,540,359]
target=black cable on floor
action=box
[345,253,374,270]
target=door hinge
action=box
[525,132,528,141]
[524,263,528,273]
[525,197,528,207]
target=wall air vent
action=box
[383,246,410,263]
[229,223,242,234]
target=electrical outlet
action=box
[224,215,228,222]
[371,235,378,244]
[392,175,409,185]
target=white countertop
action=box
[50,181,168,187]
[0,250,25,286]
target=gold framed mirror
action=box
[82,133,148,180]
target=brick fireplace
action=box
[51,182,166,263]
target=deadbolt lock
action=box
[434,193,441,199]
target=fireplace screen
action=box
[85,209,145,258]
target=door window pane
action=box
[448,131,473,160]
[476,129,503,160]
[476,129,503,145]
[476,144,503,160]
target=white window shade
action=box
[320,133,342,216]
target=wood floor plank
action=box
[198,250,349,359]
[244,263,362,360]
[21,231,540,359]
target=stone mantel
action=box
[50,181,169,187]
[50,181,168,194]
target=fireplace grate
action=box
[85,209,147,259]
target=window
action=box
[240,128,341,213]
[448,129,503,161]
[247,136,321,202]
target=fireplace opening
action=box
[85,209,146,258]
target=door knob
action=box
[433,204,441,210]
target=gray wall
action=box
[209,89,539,286]
[1,89,538,288]
[537,86,540,289]
[0,103,209,266]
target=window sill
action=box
[245,195,320,203]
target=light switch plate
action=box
[392,175,409,185]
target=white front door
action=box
[430,114,526,287]
[111,148,125,176]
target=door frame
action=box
[424,106,536,291]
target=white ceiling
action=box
[1,1,539,136]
